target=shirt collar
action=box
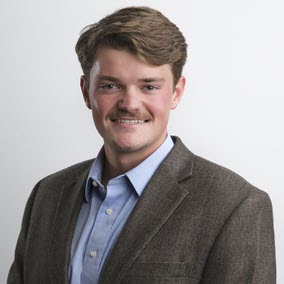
[85,135,174,201]
[125,135,174,196]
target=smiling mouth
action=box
[112,119,148,124]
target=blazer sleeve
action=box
[201,190,276,284]
[7,181,42,284]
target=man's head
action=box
[76,7,187,165]
[75,6,187,87]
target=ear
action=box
[171,76,186,110]
[80,76,91,109]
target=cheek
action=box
[91,97,113,117]
[146,103,172,124]
[146,93,173,115]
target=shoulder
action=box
[180,151,273,238]
[188,154,272,218]
[25,159,94,214]
[194,154,265,195]
[40,159,94,186]
[28,159,94,204]
[171,137,271,209]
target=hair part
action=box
[75,6,187,87]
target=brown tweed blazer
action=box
[7,137,276,283]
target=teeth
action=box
[116,119,146,124]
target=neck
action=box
[101,150,147,187]
[101,139,166,187]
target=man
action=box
[8,6,276,284]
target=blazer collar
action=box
[162,136,194,182]
[48,160,93,283]
[99,136,195,283]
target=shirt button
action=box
[90,251,97,258]
[92,180,98,187]
[105,208,112,215]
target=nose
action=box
[117,88,142,112]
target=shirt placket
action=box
[81,178,125,283]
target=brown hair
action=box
[75,6,187,86]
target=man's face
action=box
[81,47,185,157]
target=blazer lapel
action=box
[47,162,92,283]
[99,137,195,283]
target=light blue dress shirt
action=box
[68,135,174,284]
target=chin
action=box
[112,142,142,153]
[109,137,146,154]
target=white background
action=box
[1,0,283,282]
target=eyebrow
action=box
[97,75,166,84]
[97,75,120,82]
[138,78,166,83]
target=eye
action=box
[98,84,118,90]
[144,85,158,91]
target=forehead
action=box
[91,47,173,82]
